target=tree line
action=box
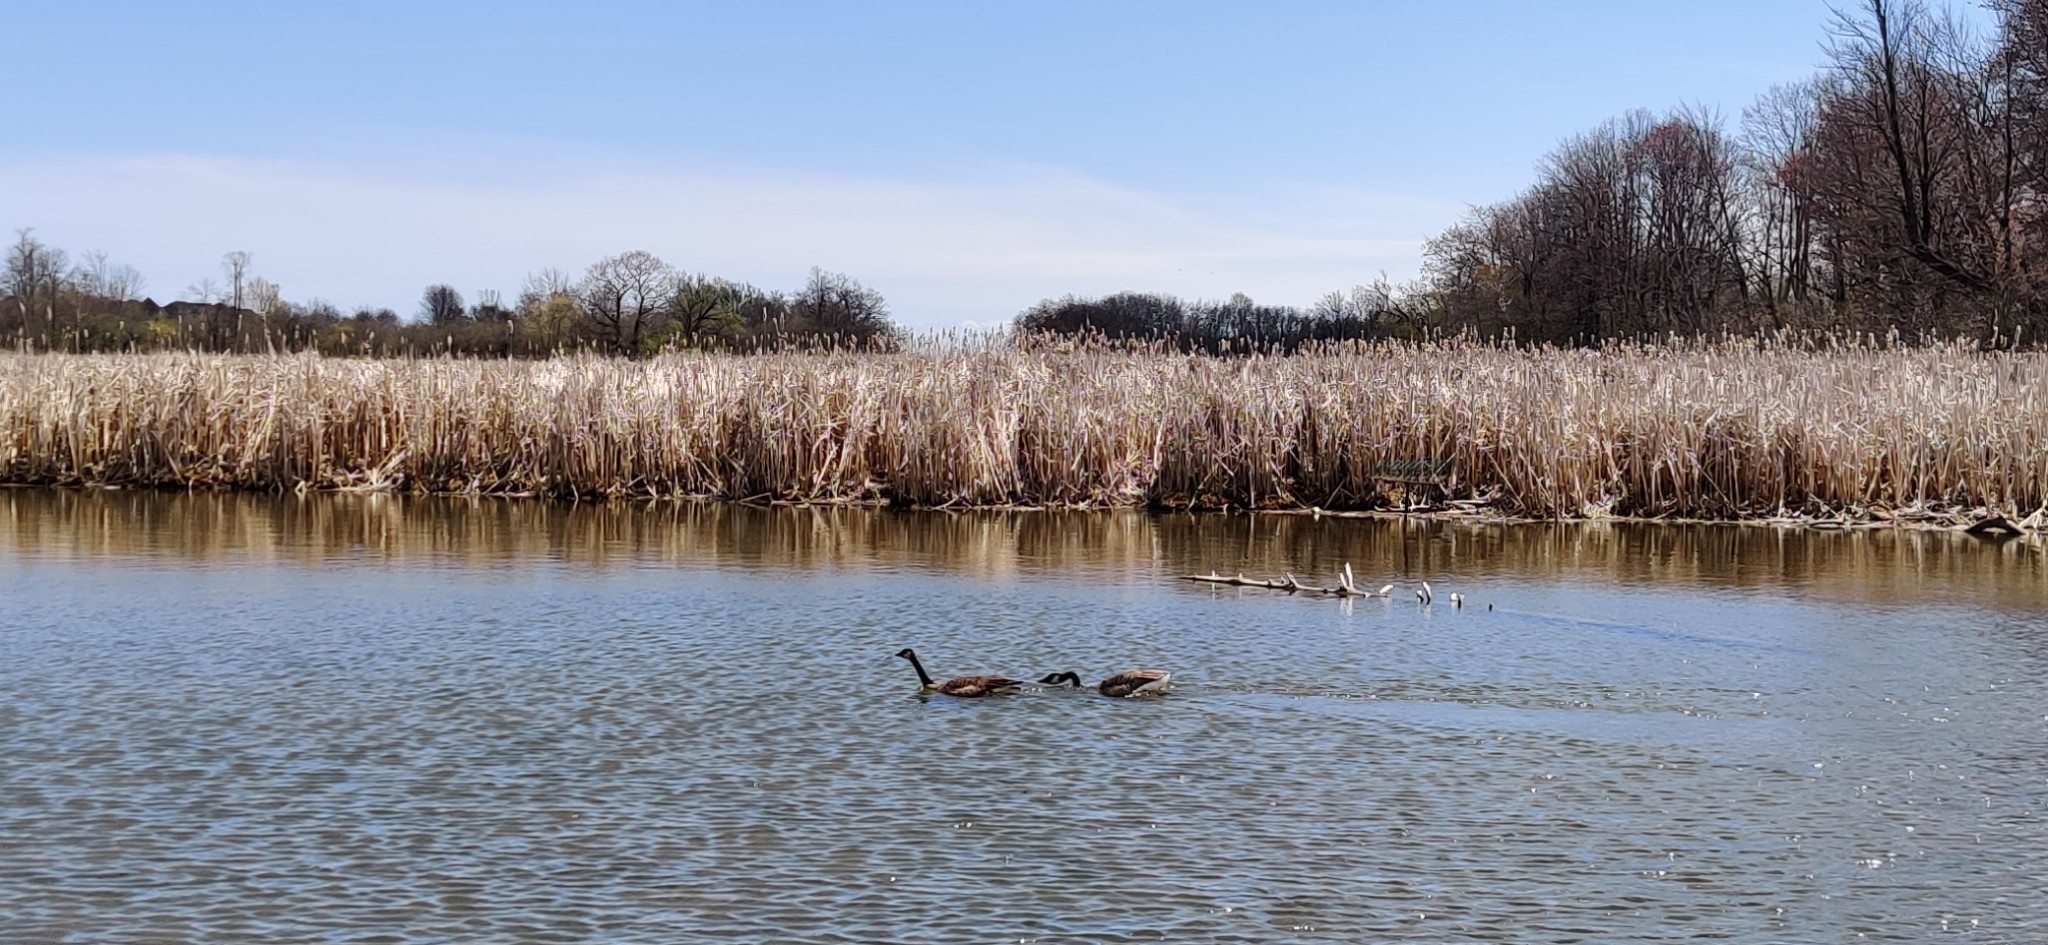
[2,236,901,356]
[1013,279,1429,354]
[14,0,2037,358]
[1422,0,2048,345]
[1017,0,2048,350]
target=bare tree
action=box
[793,267,894,344]
[578,251,676,356]
[1823,2,1993,294]
[246,277,282,316]
[516,268,575,314]
[1309,277,1407,339]
[220,251,251,309]
[1631,110,1750,333]
[1996,1,2048,164]
[71,249,147,303]
[214,251,253,350]
[665,274,758,345]
[1408,0,2048,343]
[1740,81,1825,321]
[5,229,68,342]
[514,268,583,351]
[472,288,511,322]
[419,284,467,325]
[1420,109,1753,342]
[1538,113,1650,340]
[1993,0,2048,323]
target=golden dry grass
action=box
[2,337,2044,519]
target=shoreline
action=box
[10,481,2037,539]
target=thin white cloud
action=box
[0,153,1446,329]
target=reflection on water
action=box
[4,488,2045,608]
[1,489,2044,943]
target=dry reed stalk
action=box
[1,338,2044,520]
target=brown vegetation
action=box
[2,338,2044,521]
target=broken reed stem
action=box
[0,337,2044,520]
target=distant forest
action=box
[1028,0,2048,349]
[6,0,2043,356]
[1,239,902,356]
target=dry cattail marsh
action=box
[1,338,2044,521]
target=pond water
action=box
[1,489,2044,944]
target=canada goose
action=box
[1039,669,1174,698]
[895,647,1022,698]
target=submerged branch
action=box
[1183,563,1395,597]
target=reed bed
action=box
[2,339,2045,521]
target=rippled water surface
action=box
[2,490,2045,943]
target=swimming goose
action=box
[895,647,1023,698]
[1039,669,1174,698]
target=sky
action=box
[1,0,1858,330]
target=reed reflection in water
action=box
[4,488,2044,609]
[1,488,2043,943]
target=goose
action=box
[895,647,1023,698]
[1038,669,1174,698]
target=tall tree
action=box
[220,251,251,309]
[472,288,511,322]
[578,250,676,356]
[70,249,147,303]
[1819,2,1995,304]
[419,284,467,325]
[5,229,68,342]
[1740,81,1825,321]
[219,251,253,350]
[247,277,282,316]
[1993,0,2048,324]
[666,274,751,345]
[792,267,895,344]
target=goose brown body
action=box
[929,674,1023,697]
[896,647,1022,698]
[1039,669,1173,698]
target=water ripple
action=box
[2,501,2044,943]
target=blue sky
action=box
[3,1,1852,329]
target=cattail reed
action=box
[1,336,2043,519]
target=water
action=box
[2,490,2044,943]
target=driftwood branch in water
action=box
[1964,514,2025,537]
[1182,562,1394,597]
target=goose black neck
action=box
[899,648,935,687]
